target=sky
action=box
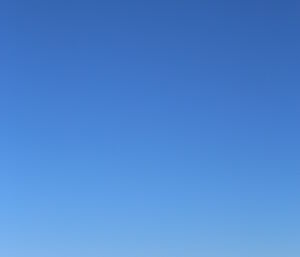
[1,0,300,256]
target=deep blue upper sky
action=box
[1,0,300,256]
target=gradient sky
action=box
[1,0,300,256]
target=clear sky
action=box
[1,0,299,256]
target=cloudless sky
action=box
[1,0,299,256]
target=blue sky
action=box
[1,0,299,256]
